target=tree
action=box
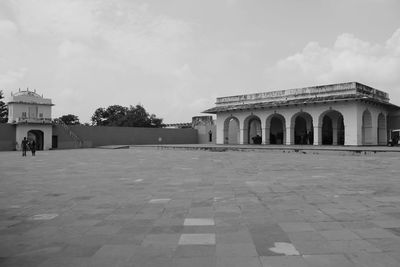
[91,105,128,126]
[91,104,164,127]
[58,114,80,125]
[0,90,8,123]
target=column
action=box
[285,127,293,145]
[263,127,270,145]
[239,128,245,145]
[313,126,321,145]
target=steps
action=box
[53,119,83,148]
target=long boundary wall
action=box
[0,124,16,150]
[54,125,198,148]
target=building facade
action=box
[7,89,54,150]
[204,82,400,146]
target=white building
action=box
[204,82,400,146]
[7,89,53,150]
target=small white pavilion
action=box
[7,89,54,150]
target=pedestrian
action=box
[21,137,28,157]
[30,139,36,156]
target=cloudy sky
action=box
[1,0,400,123]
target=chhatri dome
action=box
[9,88,53,106]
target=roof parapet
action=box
[216,82,389,106]
[8,89,53,105]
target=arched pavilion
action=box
[204,82,400,146]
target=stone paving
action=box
[0,147,400,266]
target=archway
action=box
[377,113,386,145]
[293,112,313,145]
[27,130,44,150]
[223,117,240,144]
[338,117,345,145]
[322,116,333,145]
[320,110,345,145]
[268,115,285,144]
[362,110,372,145]
[244,115,262,144]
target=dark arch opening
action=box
[322,116,333,145]
[320,110,345,146]
[247,117,262,144]
[27,130,44,150]
[338,117,345,145]
[270,117,284,144]
[294,113,313,145]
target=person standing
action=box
[21,137,28,157]
[30,139,36,156]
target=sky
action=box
[1,0,400,124]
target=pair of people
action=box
[21,137,36,156]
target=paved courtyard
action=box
[1,147,400,267]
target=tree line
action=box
[0,91,164,128]
[0,90,8,123]
[59,104,165,127]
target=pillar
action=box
[313,126,321,145]
[344,112,361,146]
[286,127,294,145]
[216,116,225,144]
[240,128,245,145]
[264,127,270,145]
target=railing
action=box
[53,119,83,148]
[15,117,52,124]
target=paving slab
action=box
[1,148,400,266]
[178,233,216,245]
[260,255,310,267]
[184,218,215,226]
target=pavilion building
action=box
[7,89,54,150]
[203,82,400,146]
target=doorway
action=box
[27,130,44,150]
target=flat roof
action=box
[204,82,398,114]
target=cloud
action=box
[0,0,196,122]
[58,40,88,58]
[0,19,18,37]
[0,68,27,87]
[7,0,193,75]
[226,0,239,6]
[265,28,400,104]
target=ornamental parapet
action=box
[215,82,389,106]
[11,117,53,124]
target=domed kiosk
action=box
[7,89,54,150]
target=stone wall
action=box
[53,125,198,148]
[0,124,16,150]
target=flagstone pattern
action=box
[0,148,400,266]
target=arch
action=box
[319,110,345,145]
[223,116,240,144]
[362,110,372,145]
[291,112,313,145]
[27,130,44,150]
[377,113,386,145]
[266,114,286,144]
[244,115,262,144]
[322,116,333,145]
